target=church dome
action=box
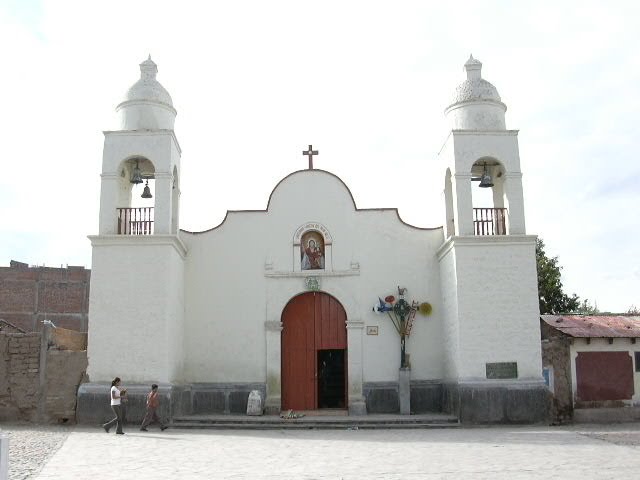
[445,55,506,131]
[116,56,177,131]
[122,57,173,107]
[449,77,501,105]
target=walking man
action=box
[140,384,167,431]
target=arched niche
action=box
[293,222,333,272]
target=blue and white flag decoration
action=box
[372,297,393,313]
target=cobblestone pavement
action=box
[0,424,69,480]
[4,423,640,479]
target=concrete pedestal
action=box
[399,367,411,415]
[348,395,367,415]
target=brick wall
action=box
[0,260,90,332]
[0,326,87,422]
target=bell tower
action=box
[437,56,546,423]
[98,56,181,236]
[86,57,185,386]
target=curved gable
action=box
[267,169,357,211]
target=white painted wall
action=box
[446,102,506,131]
[86,235,185,383]
[438,235,542,382]
[180,170,445,384]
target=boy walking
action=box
[140,384,168,432]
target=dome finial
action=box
[464,54,482,80]
[139,55,158,81]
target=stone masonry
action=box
[0,326,87,423]
[0,260,90,333]
[0,333,41,421]
[541,320,573,423]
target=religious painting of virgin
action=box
[301,231,325,270]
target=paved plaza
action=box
[3,423,640,479]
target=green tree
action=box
[536,238,581,314]
[575,298,599,314]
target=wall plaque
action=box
[366,326,378,335]
[304,276,320,291]
[486,362,518,379]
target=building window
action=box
[635,352,640,372]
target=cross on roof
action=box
[302,145,318,170]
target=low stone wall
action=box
[540,321,573,423]
[363,381,443,414]
[77,382,268,425]
[0,333,41,421]
[0,326,87,423]
[443,382,550,424]
[43,350,87,421]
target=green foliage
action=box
[628,305,640,315]
[575,298,599,314]
[536,238,581,314]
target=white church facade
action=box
[77,56,548,424]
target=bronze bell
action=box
[478,165,494,188]
[130,160,143,184]
[141,180,153,198]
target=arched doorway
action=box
[281,292,347,410]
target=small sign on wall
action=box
[486,362,518,379]
[366,326,378,335]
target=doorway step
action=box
[169,413,459,430]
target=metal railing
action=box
[473,208,507,235]
[117,207,154,235]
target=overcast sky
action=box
[0,0,638,312]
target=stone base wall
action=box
[76,383,267,425]
[443,382,550,424]
[363,381,443,414]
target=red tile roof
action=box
[541,315,640,338]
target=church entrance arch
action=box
[281,292,347,410]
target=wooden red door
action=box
[281,292,347,410]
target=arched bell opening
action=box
[116,156,157,234]
[470,157,507,235]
